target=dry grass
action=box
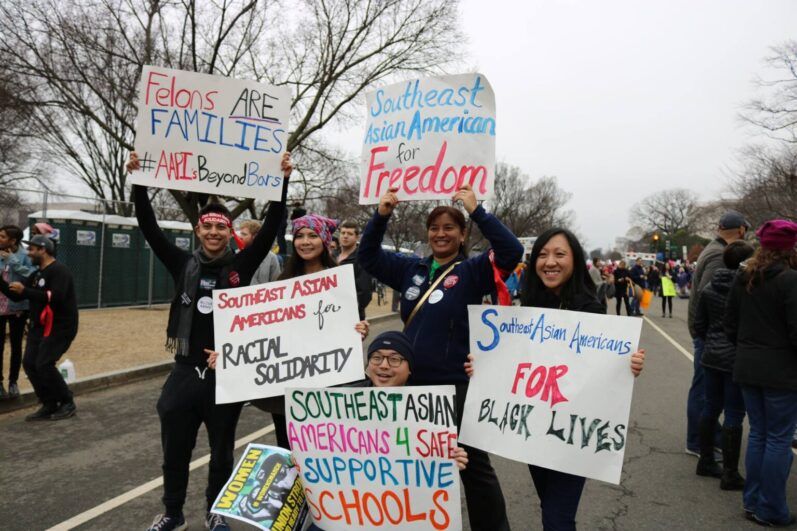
[2,295,396,393]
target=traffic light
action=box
[652,234,659,242]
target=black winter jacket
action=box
[725,264,797,391]
[694,268,736,372]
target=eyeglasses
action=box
[369,354,406,367]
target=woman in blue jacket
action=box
[358,184,523,531]
[0,225,36,400]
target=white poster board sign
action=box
[459,305,642,484]
[212,265,364,404]
[131,65,290,201]
[360,73,495,204]
[288,386,462,530]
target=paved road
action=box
[2,298,795,530]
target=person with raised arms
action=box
[208,212,370,452]
[356,184,523,531]
[127,151,292,531]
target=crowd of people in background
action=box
[1,150,795,530]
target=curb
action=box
[0,311,400,415]
[0,360,174,415]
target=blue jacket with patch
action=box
[359,205,523,384]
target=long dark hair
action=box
[520,227,596,308]
[744,246,797,292]
[0,225,23,251]
[278,244,338,280]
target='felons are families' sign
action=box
[359,73,496,204]
[131,65,290,201]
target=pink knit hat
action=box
[756,219,797,251]
[291,214,338,248]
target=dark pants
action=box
[0,312,27,383]
[741,385,797,524]
[23,329,74,406]
[156,363,243,515]
[702,367,745,428]
[271,412,290,449]
[661,296,673,316]
[615,294,631,316]
[686,337,706,452]
[454,382,510,531]
[529,465,586,531]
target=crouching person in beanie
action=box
[127,151,293,531]
[0,235,78,421]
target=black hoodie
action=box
[694,268,736,372]
[725,263,797,391]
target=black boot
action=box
[696,418,722,477]
[720,426,745,490]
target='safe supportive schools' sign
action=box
[212,265,364,404]
[132,65,290,201]
[360,73,496,204]
[288,386,462,530]
[459,305,642,484]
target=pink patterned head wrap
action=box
[291,214,338,248]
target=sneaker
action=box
[752,514,797,527]
[0,382,7,400]
[147,513,186,531]
[49,401,77,420]
[25,404,58,421]
[685,447,700,457]
[686,447,723,462]
[206,512,231,530]
[7,382,19,399]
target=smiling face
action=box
[293,227,324,262]
[427,213,464,261]
[195,220,231,256]
[367,348,411,387]
[535,233,574,295]
[27,245,47,266]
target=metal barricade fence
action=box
[3,188,195,309]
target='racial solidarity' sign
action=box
[212,265,364,404]
[288,386,462,530]
[459,305,642,484]
[360,73,496,204]
[132,65,290,201]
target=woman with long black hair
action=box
[517,227,645,530]
[725,219,797,526]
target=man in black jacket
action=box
[336,220,372,320]
[127,152,292,531]
[0,235,79,421]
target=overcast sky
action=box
[451,0,796,249]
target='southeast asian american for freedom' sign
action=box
[360,73,496,204]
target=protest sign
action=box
[212,443,309,531]
[459,305,643,484]
[360,73,496,204]
[212,264,364,404]
[131,65,291,201]
[288,386,462,530]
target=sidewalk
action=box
[0,296,397,413]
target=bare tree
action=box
[742,40,797,144]
[730,144,797,225]
[629,189,700,236]
[0,0,462,221]
[467,163,572,251]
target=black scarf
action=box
[166,249,234,356]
